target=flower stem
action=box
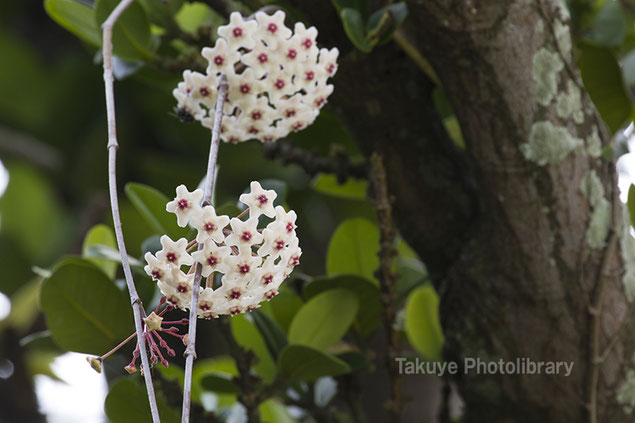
[181,73,228,423]
[102,1,161,422]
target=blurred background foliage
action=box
[1,0,635,422]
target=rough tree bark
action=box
[299,0,635,421]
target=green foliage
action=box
[326,218,380,284]
[312,174,367,200]
[251,309,287,360]
[230,314,277,382]
[288,288,359,350]
[39,258,133,354]
[269,289,303,332]
[44,0,101,47]
[125,182,189,240]
[590,0,628,46]
[578,43,631,133]
[340,8,372,52]
[200,373,240,394]
[278,345,350,382]
[105,378,180,423]
[303,275,381,337]
[94,0,155,61]
[82,224,117,279]
[336,2,408,52]
[404,285,444,361]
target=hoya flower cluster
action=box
[144,182,301,318]
[173,10,339,143]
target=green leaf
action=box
[125,182,189,240]
[39,258,133,354]
[578,44,631,133]
[278,345,350,382]
[0,237,32,296]
[260,399,295,423]
[200,373,240,393]
[288,288,359,350]
[591,0,627,47]
[105,377,180,423]
[270,289,303,333]
[230,315,276,382]
[84,244,144,268]
[82,224,117,279]
[365,2,408,46]
[44,0,101,47]
[404,285,444,361]
[312,174,367,200]
[95,0,155,61]
[628,185,635,228]
[137,0,184,27]
[251,309,287,360]
[340,8,372,53]
[303,275,381,337]
[326,218,380,284]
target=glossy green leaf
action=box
[137,0,183,27]
[95,0,155,61]
[578,44,631,133]
[251,309,287,360]
[404,285,444,361]
[365,2,408,46]
[82,224,117,279]
[200,373,240,393]
[303,275,381,337]
[125,182,189,240]
[591,0,627,46]
[39,258,133,354]
[312,174,367,200]
[44,0,101,46]
[288,288,359,350]
[105,377,180,423]
[326,218,380,284]
[278,345,350,382]
[260,399,295,423]
[191,356,238,407]
[270,289,303,333]
[230,315,276,382]
[340,8,372,52]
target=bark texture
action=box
[299,0,635,421]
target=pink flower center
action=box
[286,222,295,233]
[287,49,297,59]
[207,255,218,267]
[291,255,300,266]
[240,84,251,94]
[241,231,252,242]
[316,97,326,107]
[229,289,242,299]
[292,122,304,131]
[257,53,268,63]
[177,283,189,293]
[199,87,210,96]
[166,252,177,263]
[305,71,315,81]
[229,306,242,315]
[232,27,243,38]
[248,126,259,134]
[257,194,268,205]
[327,63,335,74]
[265,289,277,299]
[274,79,285,90]
[263,274,273,285]
[251,111,262,120]
[151,270,163,280]
[200,303,211,311]
[302,38,312,49]
[275,240,285,250]
[267,23,278,33]
[285,109,295,118]
[177,199,189,210]
[204,222,216,233]
[238,264,250,274]
[214,55,224,65]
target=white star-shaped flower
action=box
[156,235,194,268]
[217,12,258,50]
[225,217,264,250]
[191,242,232,277]
[202,37,242,77]
[191,205,230,244]
[144,252,170,281]
[224,249,262,280]
[166,184,204,227]
[292,22,319,61]
[254,10,292,50]
[318,47,339,78]
[239,181,277,218]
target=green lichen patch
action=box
[556,81,584,124]
[580,170,604,207]
[520,121,582,165]
[617,369,635,414]
[554,20,571,60]
[586,198,611,249]
[586,126,602,158]
[533,48,564,106]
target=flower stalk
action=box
[101,0,161,421]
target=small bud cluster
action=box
[173,10,338,143]
[144,181,301,318]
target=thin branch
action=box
[262,142,368,183]
[370,153,402,422]
[182,73,229,423]
[102,1,161,422]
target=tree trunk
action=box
[308,0,635,420]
